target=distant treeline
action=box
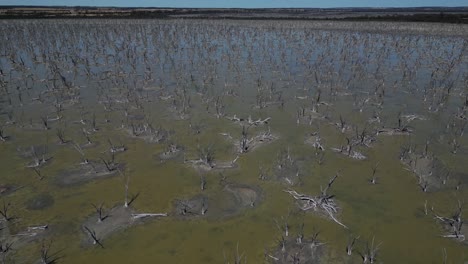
[344,13,468,24]
[0,7,467,24]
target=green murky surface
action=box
[0,19,467,263]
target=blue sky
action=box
[1,0,467,8]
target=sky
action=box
[1,0,467,8]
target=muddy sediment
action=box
[55,161,124,186]
[172,183,262,220]
[82,205,166,246]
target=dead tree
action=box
[40,240,62,264]
[91,203,108,223]
[177,200,191,216]
[419,180,428,193]
[100,157,116,172]
[354,125,374,147]
[0,242,13,254]
[40,116,49,130]
[369,163,379,184]
[296,222,304,244]
[423,139,431,158]
[316,150,325,165]
[26,145,51,169]
[216,97,226,119]
[338,115,347,133]
[197,145,215,168]
[0,127,9,142]
[396,112,413,133]
[322,174,338,197]
[30,136,52,167]
[119,170,139,208]
[432,201,465,241]
[239,126,250,153]
[274,212,290,237]
[83,226,104,248]
[0,241,13,263]
[258,165,267,180]
[5,111,15,125]
[346,236,359,256]
[108,139,126,153]
[201,198,208,215]
[451,137,460,154]
[33,167,44,180]
[285,174,347,228]
[40,141,52,165]
[0,201,14,222]
[455,180,462,191]
[56,128,68,144]
[123,171,130,208]
[442,248,447,264]
[200,175,206,191]
[72,143,89,165]
[224,242,246,264]
[309,228,324,248]
[91,112,99,132]
[279,236,286,253]
[77,111,87,125]
[359,237,381,264]
[82,129,92,145]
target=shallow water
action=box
[0,19,467,263]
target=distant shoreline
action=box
[0,6,467,23]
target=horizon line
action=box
[2,5,468,8]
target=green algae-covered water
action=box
[0,19,467,263]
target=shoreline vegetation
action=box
[0,6,467,23]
